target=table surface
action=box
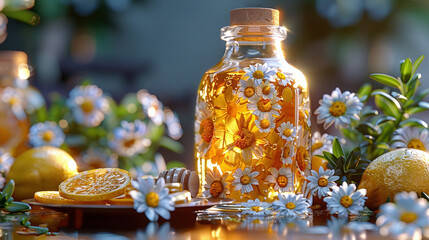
[0,204,398,240]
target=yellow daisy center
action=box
[251,206,263,212]
[209,180,223,198]
[312,141,324,151]
[244,87,255,98]
[318,177,328,187]
[240,175,251,185]
[199,118,214,143]
[340,195,353,208]
[329,101,347,117]
[262,85,271,95]
[8,96,19,105]
[253,70,265,79]
[276,72,286,80]
[283,146,291,158]
[400,212,418,224]
[286,202,296,209]
[277,175,288,188]
[234,129,255,149]
[42,130,55,142]
[260,119,271,129]
[283,128,292,137]
[407,139,426,151]
[146,192,159,208]
[257,99,272,112]
[296,146,309,171]
[81,99,94,113]
[123,138,136,148]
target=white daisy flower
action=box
[275,71,294,86]
[163,108,183,140]
[255,116,275,133]
[392,127,429,152]
[243,63,276,85]
[281,142,295,164]
[314,88,363,129]
[276,216,309,235]
[0,149,14,174]
[28,121,65,148]
[77,148,118,171]
[324,182,367,218]
[137,90,164,126]
[238,79,259,100]
[311,131,334,156]
[300,180,313,207]
[273,192,309,218]
[20,87,45,114]
[109,120,151,157]
[377,192,429,237]
[248,96,281,121]
[203,166,229,198]
[241,199,272,216]
[307,167,339,198]
[1,87,26,120]
[232,167,259,194]
[296,129,311,173]
[277,122,297,142]
[129,177,175,221]
[67,85,109,127]
[194,101,215,156]
[256,81,277,99]
[265,167,293,192]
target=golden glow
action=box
[18,64,30,80]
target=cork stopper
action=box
[230,8,279,26]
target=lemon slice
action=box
[34,191,106,205]
[59,168,131,201]
[107,198,134,205]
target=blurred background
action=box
[1,0,429,169]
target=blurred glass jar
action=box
[195,8,311,202]
[0,51,35,156]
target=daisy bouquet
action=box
[313,55,429,184]
[24,83,184,176]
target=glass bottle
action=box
[0,51,31,156]
[195,8,311,202]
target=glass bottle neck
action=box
[223,40,286,61]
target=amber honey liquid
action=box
[195,64,311,202]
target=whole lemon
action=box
[358,148,429,210]
[6,146,78,201]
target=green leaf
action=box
[400,58,413,83]
[20,216,31,227]
[372,91,402,119]
[361,109,378,119]
[28,226,50,235]
[5,201,31,212]
[411,55,425,77]
[166,161,186,169]
[400,118,428,128]
[2,180,15,200]
[356,122,380,136]
[375,142,391,150]
[357,83,372,102]
[332,138,344,158]
[405,73,421,99]
[375,116,396,125]
[159,137,184,153]
[370,73,402,89]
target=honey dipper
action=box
[158,168,199,198]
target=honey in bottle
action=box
[195,8,310,202]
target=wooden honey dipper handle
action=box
[158,168,199,198]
